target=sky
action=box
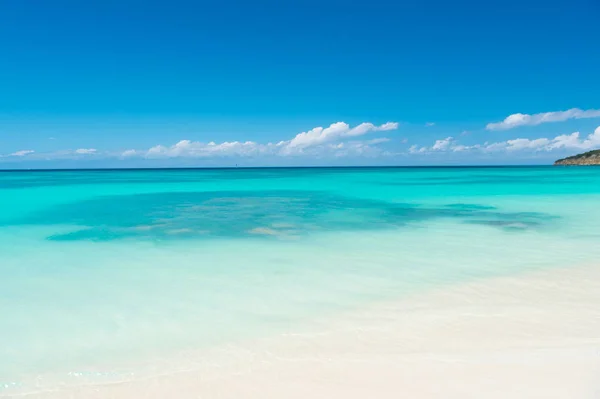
[1,0,599,168]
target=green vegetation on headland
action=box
[554,150,600,165]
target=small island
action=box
[554,150,600,166]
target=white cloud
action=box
[283,122,398,152]
[546,127,600,150]
[74,148,97,154]
[451,144,480,152]
[485,126,600,152]
[327,138,395,158]
[432,137,454,151]
[409,145,426,154]
[486,108,600,131]
[410,137,454,154]
[9,150,35,157]
[425,122,435,127]
[412,126,600,155]
[498,138,551,152]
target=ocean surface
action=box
[2,166,600,394]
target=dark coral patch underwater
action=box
[10,191,558,241]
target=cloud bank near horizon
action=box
[486,108,600,131]
[3,114,600,166]
[411,126,600,155]
[1,122,400,162]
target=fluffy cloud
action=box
[412,126,600,155]
[486,108,600,131]
[431,137,453,151]
[283,122,398,152]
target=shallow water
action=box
[2,166,600,393]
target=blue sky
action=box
[1,0,599,168]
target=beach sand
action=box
[24,263,600,399]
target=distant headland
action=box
[555,150,600,166]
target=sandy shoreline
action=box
[19,264,600,399]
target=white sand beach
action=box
[23,263,600,399]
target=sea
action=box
[2,166,600,394]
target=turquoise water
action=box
[2,166,600,393]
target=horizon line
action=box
[0,164,559,172]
